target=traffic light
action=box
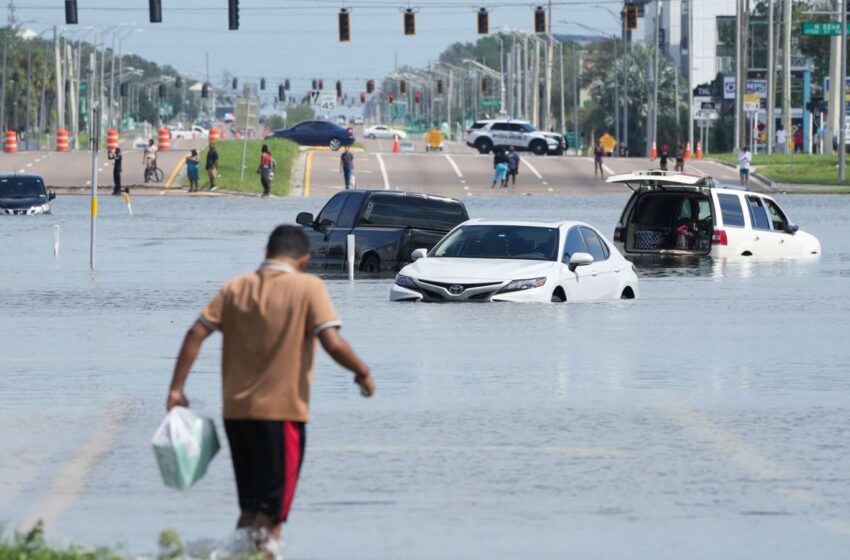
[414,91,421,103]
[64,79,70,93]
[534,6,546,34]
[175,76,182,89]
[400,80,407,94]
[228,0,239,30]
[149,0,162,23]
[339,8,351,42]
[437,79,443,94]
[232,77,238,90]
[65,0,78,24]
[477,8,489,35]
[279,84,285,99]
[404,9,416,36]
[201,83,209,98]
[625,4,638,31]
[260,78,266,90]
[158,83,166,99]
[388,92,395,104]
[360,92,366,103]
[366,79,375,94]
[284,79,290,90]
[318,79,324,90]
[312,79,318,90]
[336,80,342,98]
[482,78,488,94]
[120,82,128,97]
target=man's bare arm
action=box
[318,327,374,397]
[166,320,215,410]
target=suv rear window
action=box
[470,122,488,129]
[360,195,467,231]
[717,193,745,227]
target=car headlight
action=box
[394,274,418,289]
[498,277,546,293]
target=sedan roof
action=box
[463,218,583,229]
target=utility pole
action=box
[559,41,565,132]
[532,38,540,127]
[648,0,660,157]
[1,0,18,132]
[572,41,579,154]
[735,0,750,149]
[25,34,31,148]
[544,0,554,130]
[687,0,694,157]
[840,0,847,180]
[623,10,629,153]
[828,1,841,153]
[766,0,775,154]
[54,26,64,134]
[781,0,791,150]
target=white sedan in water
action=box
[390,219,639,303]
[363,125,407,139]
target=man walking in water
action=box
[166,225,375,554]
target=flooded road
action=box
[1,193,849,559]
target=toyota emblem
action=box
[448,284,464,295]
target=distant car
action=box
[266,120,355,150]
[363,125,407,140]
[170,125,209,140]
[352,116,365,125]
[606,170,821,259]
[296,190,469,273]
[464,119,564,155]
[390,219,639,303]
[0,174,55,215]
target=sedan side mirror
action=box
[568,252,594,272]
[785,222,799,234]
[411,248,428,260]
[48,191,56,201]
[296,212,314,227]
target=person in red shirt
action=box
[257,144,272,197]
[793,126,804,153]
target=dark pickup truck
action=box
[296,190,469,273]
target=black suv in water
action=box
[296,190,469,273]
[0,174,55,215]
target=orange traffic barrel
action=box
[157,128,170,151]
[106,129,119,152]
[209,128,220,143]
[3,131,17,153]
[56,129,69,152]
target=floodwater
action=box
[1,193,849,559]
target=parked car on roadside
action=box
[464,119,565,155]
[296,190,469,273]
[266,120,355,150]
[0,174,55,215]
[606,170,821,259]
[390,219,638,303]
[363,125,407,140]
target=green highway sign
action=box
[480,99,501,108]
[801,22,849,36]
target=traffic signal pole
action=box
[766,0,775,154]
[840,0,847,180]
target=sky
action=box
[4,0,626,93]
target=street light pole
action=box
[766,0,775,154]
[572,41,579,155]
[840,0,847,180]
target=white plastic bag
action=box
[350,173,356,188]
[152,406,220,490]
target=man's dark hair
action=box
[267,225,310,258]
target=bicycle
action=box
[144,159,164,183]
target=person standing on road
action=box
[258,144,272,197]
[658,144,669,171]
[186,149,201,192]
[492,148,509,188]
[738,146,752,187]
[674,143,685,172]
[108,147,123,195]
[593,141,605,179]
[340,145,354,189]
[166,225,375,555]
[506,147,520,188]
[793,126,804,154]
[775,126,787,154]
[143,139,158,182]
[205,142,219,191]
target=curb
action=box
[704,158,777,192]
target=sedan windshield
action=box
[432,225,558,261]
[0,177,46,198]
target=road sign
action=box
[315,90,337,112]
[701,101,716,110]
[695,109,719,121]
[480,99,501,108]
[801,22,849,36]
[693,84,711,97]
[744,93,760,113]
[693,95,712,112]
[234,98,260,130]
[723,77,768,100]
[599,132,617,153]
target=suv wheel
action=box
[475,138,493,154]
[367,134,376,139]
[329,138,342,151]
[530,140,547,156]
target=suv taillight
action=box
[466,129,473,136]
[711,229,728,245]
[347,128,354,138]
[613,227,623,242]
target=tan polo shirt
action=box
[200,260,341,422]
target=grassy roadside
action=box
[183,138,299,196]
[708,152,850,186]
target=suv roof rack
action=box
[605,170,715,188]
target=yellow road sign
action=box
[599,133,617,153]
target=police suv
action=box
[464,120,565,156]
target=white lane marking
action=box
[547,187,554,192]
[375,153,390,190]
[521,158,543,179]
[463,185,469,190]
[443,154,463,178]
[602,164,615,176]
[460,179,467,184]
[26,163,32,167]
[18,168,25,173]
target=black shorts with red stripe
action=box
[224,419,306,525]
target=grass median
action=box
[185,138,299,196]
[709,152,850,187]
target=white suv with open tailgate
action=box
[465,120,563,155]
[606,170,821,259]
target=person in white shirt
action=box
[775,126,787,153]
[738,146,752,186]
